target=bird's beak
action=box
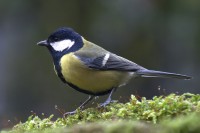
[37,40,48,46]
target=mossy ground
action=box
[2,93,200,133]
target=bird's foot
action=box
[63,95,94,118]
[63,110,77,118]
[98,99,117,108]
[98,88,117,108]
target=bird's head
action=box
[37,27,83,56]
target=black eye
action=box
[54,37,59,41]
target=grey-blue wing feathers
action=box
[75,53,192,80]
[75,53,145,71]
[74,38,192,80]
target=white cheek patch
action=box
[50,39,75,52]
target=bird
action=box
[37,27,192,116]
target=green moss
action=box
[2,93,200,133]
[161,113,200,133]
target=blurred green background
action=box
[0,0,199,129]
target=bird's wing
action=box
[74,39,145,71]
[75,52,145,71]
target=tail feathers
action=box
[136,69,192,80]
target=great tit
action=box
[37,27,192,115]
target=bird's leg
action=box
[79,95,94,109]
[63,95,94,117]
[98,88,117,107]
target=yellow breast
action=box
[60,53,132,94]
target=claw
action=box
[98,88,117,108]
[98,100,117,108]
[63,95,94,118]
[63,110,77,118]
